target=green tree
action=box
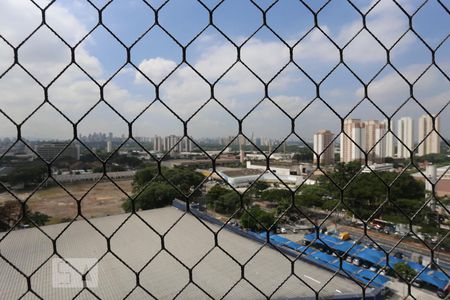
[261,189,291,203]
[296,185,329,208]
[8,162,47,187]
[205,185,251,215]
[132,166,159,192]
[123,182,179,212]
[292,148,314,162]
[212,192,240,215]
[276,198,291,215]
[240,205,276,231]
[132,166,204,195]
[317,167,426,220]
[205,185,230,203]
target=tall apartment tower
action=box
[340,119,388,163]
[365,120,386,162]
[164,135,179,152]
[397,117,414,159]
[152,135,163,152]
[418,114,441,156]
[381,119,395,158]
[313,130,335,165]
[181,138,193,152]
[340,119,366,163]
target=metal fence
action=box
[0,0,449,299]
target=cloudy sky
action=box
[0,0,448,144]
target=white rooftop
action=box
[0,207,364,299]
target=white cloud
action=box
[135,57,177,84]
[0,0,447,140]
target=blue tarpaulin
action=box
[252,232,390,288]
[304,233,450,290]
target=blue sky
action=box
[0,0,448,145]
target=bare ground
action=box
[0,180,133,223]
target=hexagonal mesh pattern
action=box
[0,0,449,299]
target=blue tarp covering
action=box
[304,233,450,290]
[251,232,389,288]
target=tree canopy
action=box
[123,166,205,212]
[240,205,276,231]
[204,185,250,215]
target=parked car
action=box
[369,266,378,273]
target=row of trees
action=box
[204,184,276,231]
[122,166,205,212]
[246,162,437,232]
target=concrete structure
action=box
[397,117,414,159]
[381,119,395,158]
[35,142,80,161]
[0,207,364,299]
[313,130,334,165]
[418,114,441,156]
[106,140,113,153]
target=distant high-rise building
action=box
[365,120,386,163]
[381,119,395,158]
[313,130,335,165]
[164,135,180,153]
[106,140,113,153]
[340,119,366,163]
[397,117,414,159]
[152,135,163,152]
[181,138,193,152]
[340,119,388,163]
[418,114,441,156]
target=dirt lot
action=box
[0,180,133,223]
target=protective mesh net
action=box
[0,0,449,299]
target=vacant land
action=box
[0,180,133,223]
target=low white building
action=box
[361,163,395,173]
[219,166,307,188]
